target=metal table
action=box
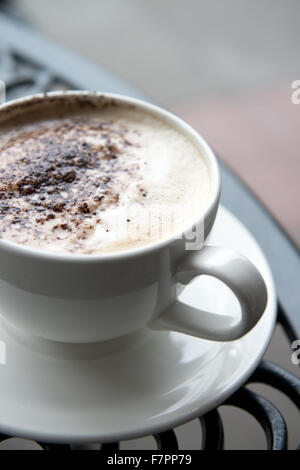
[0,10,299,451]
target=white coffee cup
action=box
[0,91,267,343]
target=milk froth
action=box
[0,101,211,254]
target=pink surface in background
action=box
[177,88,300,247]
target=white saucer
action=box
[0,206,276,444]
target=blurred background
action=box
[5,0,300,248]
[0,0,299,451]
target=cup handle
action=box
[151,246,268,341]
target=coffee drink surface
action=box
[0,99,211,254]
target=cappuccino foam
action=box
[0,100,211,254]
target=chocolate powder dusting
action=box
[0,116,141,251]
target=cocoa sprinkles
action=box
[0,116,142,247]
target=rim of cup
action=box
[0,91,221,262]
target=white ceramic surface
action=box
[0,206,276,443]
[0,91,267,344]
